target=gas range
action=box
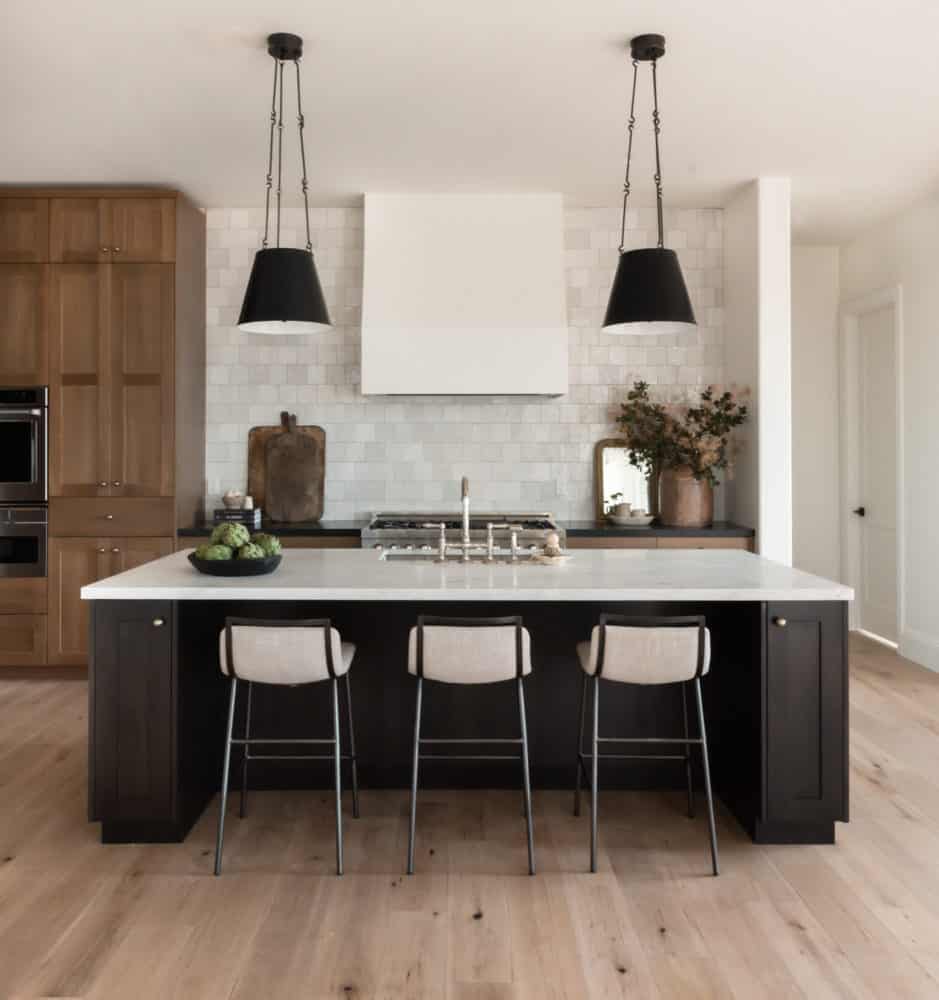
[361,511,564,553]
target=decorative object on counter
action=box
[213,507,263,528]
[243,495,254,510]
[222,489,245,509]
[264,412,325,522]
[607,507,655,527]
[247,415,325,522]
[616,381,749,528]
[237,33,330,335]
[603,34,695,334]
[189,525,283,576]
[532,530,570,565]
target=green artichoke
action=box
[200,544,233,561]
[210,522,251,550]
[251,532,282,557]
[237,543,266,560]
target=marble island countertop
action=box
[81,548,853,603]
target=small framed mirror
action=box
[594,438,652,521]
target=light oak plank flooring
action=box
[1,634,938,998]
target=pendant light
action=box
[238,33,331,334]
[603,34,695,334]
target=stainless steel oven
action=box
[0,506,47,578]
[0,387,48,504]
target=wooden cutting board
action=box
[247,413,325,521]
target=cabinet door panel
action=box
[0,263,48,384]
[109,264,174,496]
[114,536,174,572]
[50,199,107,262]
[92,600,175,822]
[109,199,175,262]
[0,198,49,262]
[765,602,848,825]
[49,264,110,495]
[0,615,47,666]
[48,536,111,665]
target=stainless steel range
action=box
[362,512,563,553]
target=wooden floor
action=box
[1,634,938,998]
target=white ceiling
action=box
[3,0,938,241]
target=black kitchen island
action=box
[83,547,851,847]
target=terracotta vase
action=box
[659,465,713,528]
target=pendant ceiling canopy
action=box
[603,34,696,335]
[238,32,331,335]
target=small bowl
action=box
[607,513,655,527]
[188,553,282,577]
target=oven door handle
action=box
[0,409,42,418]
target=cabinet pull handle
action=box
[113,247,121,253]
[773,616,788,627]
[104,513,114,520]
[112,481,122,487]
[111,547,120,553]
[100,246,111,253]
[152,618,165,627]
[97,547,107,553]
[98,481,108,488]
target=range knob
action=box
[373,543,383,550]
[420,544,432,552]
[390,544,399,551]
[405,544,414,551]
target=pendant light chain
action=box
[651,58,665,249]
[261,60,279,249]
[617,59,640,254]
[275,60,285,248]
[294,61,313,251]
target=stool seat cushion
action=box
[408,624,532,684]
[219,626,354,684]
[577,625,710,684]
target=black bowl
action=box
[188,553,282,577]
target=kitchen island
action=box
[82,548,852,846]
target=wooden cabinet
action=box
[567,534,753,551]
[0,615,47,666]
[0,198,48,262]
[762,601,848,833]
[113,536,174,572]
[51,197,174,263]
[50,498,175,537]
[49,263,109,495]
[109,264,174,496]
[0,263,48,384]
[91,600,175,830]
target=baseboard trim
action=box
[899,627,939,673]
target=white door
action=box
[855,304,898,642]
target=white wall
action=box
[723,179,792,563]
[791,246,841,581]
[205,203,724,519]
[840,194,939,671]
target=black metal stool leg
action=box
[239,681,253,819]
[214,676,238,876]
[331,678,344,876]
[344,673,360,819]
[693,678,720,876]
[573,672,588,817]
[517,677,536,876]
[681,682,695,819]
[406,678,423,875]
[590,675,600,873]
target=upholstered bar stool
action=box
[214,617,359,877]
[406,615,535,876]
[573,614,719,875]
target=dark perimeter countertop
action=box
[178,519,367,538]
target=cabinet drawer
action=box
[567,537,657,549]
[657,536,752,550]
[0,615,47,666]
[50,498,175,537]
[0,578,47,614]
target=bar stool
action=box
[573,614,719,875]
[406,615,535,876]
[214,617,359,877]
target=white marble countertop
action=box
[81,548,854,602]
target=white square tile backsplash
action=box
[204,203,724,519]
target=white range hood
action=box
[361,193,568,395]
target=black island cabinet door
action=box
[761,600,849,840]
[90,600,177,841]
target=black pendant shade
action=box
[603,248,695,331]
[238,248,331,334]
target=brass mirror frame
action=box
[594,438,629,522]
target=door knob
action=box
[852,506,866,517]
[152,618,165,627]
[773,617,787,627]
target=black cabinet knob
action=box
[852,506,866,517]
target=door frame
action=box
[838,285,904,638]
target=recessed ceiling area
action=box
[3,0,938,241]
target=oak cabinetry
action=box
[567,534,753,551]
[0,187,205,667]
[0,615,47,666]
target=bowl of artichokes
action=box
[188,524,283,576]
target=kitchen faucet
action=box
[461,476,471,561]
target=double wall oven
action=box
[0,387,48,578]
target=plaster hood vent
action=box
[361,193,568,395]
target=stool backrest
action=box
[220,617,342,685]
[588,614,709,684]
[408,615,531,684]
